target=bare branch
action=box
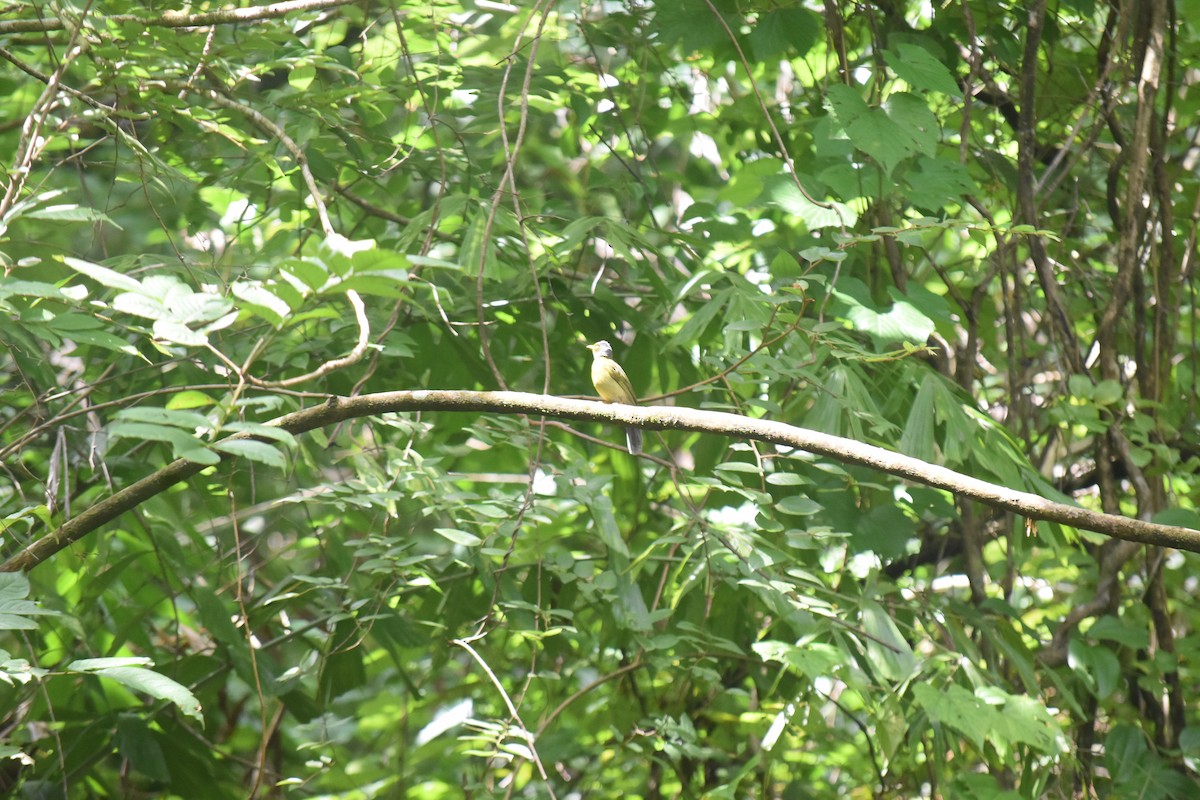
[3,391,1198,573]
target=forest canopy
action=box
[2,0,1200,797]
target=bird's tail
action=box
[625,427,642,455]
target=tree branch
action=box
[4,390,1198,573]
[0,0,357,34]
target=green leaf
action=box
[153,319,208,346]
[1105,724,1193,798]
[166,390,217,410]
[886,44,961,97]
[882,93,938,158]
[775,496,822,516]
[900,374,937,462]
[1151,508,1200,529]
[753,639,842,678]
[67,659,202,721]
[588,495,630,559]
[1087,615,1149,649]
[232,281,291,326]
[747,8,821,59]
[460,212,495,278]
[913,683,993,751]
[107,421,218,464]
[826,85,937,176]
[289,63,316,91]
[0,279,64,299]
[760,176,859,229]
[835,288,936,343]
[113,292,168,320]
[904,157,978,209]
[115,407,213,430]
[116,715,170,782]
[714,461,763,475]
[282,258,329,291]
[63,257,143,292]
[669,286,732,346]
[434,527,482,546]
[860,600,918,681]
[68,656,154,671]
[0,574,31,602]
[1067,639,1120,699]
[219,421,297,446]
[49,315,139,353]
[108,420,204,444]
[213,438,287,467]
[26,204,116,225]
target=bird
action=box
[586,339,642,454]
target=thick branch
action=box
[4,390,1198,572]
[0,0,357,34]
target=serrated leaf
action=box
[747,8,820,59]
[886,44,961,97]
[826,85,936,176]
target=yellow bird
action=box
[586,340,642,454]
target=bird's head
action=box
[587,340,614,358]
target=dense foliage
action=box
[2,0,1200,797]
